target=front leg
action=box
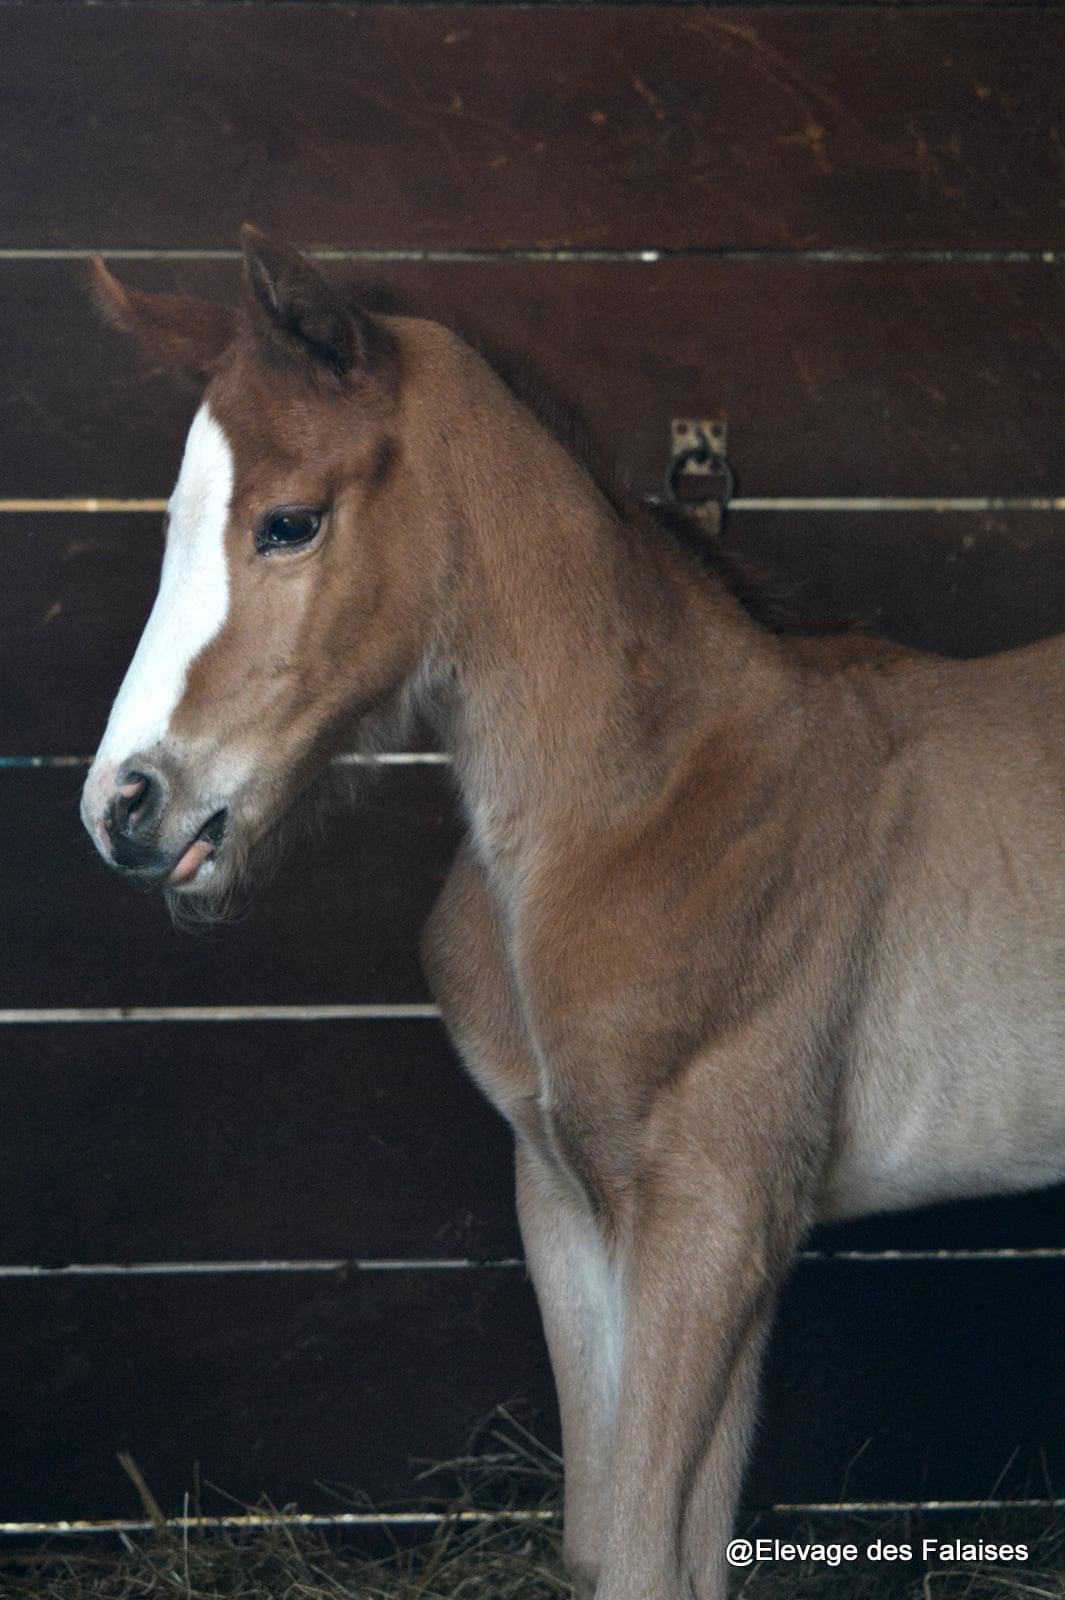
[515,1138,619,1596]
[421,845,618,1593]
[543,1038,820,1600]
[597,1163,783,1600]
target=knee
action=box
[564,1548,599,1600]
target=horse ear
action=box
[240,224,374,377]
[88,257,235,386]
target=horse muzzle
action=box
[82,758,229,887]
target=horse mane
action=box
[350,277,856,640]
[478,338,858,640]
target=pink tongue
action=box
[170,838,214,885]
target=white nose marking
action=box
[91,403,234,774]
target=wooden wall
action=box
[2,0,1064,1530]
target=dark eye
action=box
[255,508,322,554]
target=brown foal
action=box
[82,228,1065,1600]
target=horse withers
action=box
[82,228,1065,1600]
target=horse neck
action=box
[420,352,782,883]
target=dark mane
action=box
[640,501,858,640]
[485,344,858,641]
[349,276,856,640]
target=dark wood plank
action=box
[2,7,1062,251]
[0,1020,519,1267]
[811,1184,1065,1255]
[756,1258,1065,1507]
[4,509,1061,755]
[5,1020,1065,1267]
[0,515,159,755]
[725,509,1065,659]
[4,1259,1065,1520]
[0,1269,557,1522]
[1,764,457,1008]
[4,258,1065,500]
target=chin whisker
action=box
[158,670,442,933]
[160,753,387,931]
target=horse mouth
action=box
[169,807,229,886]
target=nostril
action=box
[111,770,154,836]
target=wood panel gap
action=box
[4,1250,1064,1274]
[0,1509,557,1540]
[0,755,447,770]
[1,248,1063,265]
[2,1495,1063,1544]
[0,0,1049,8]
[0,0,1049,7]
[0,1259,525,1277]
[0,1004,444,1021]
[6,498,1064,513]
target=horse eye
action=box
[255,508,322,553]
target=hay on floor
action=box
[2,1415,1063,1599]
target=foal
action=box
[83,229,1065,1600]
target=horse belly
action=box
[820,948,1065,1223]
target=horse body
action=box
[82,230,1065,1600]
[826,639,1065,1218]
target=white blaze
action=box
[94,404,234,769]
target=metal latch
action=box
[663,419,734,536]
